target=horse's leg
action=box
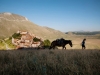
[49,44,54,49]
[49,46,52,49]
[53,47,55,49]
[62,45,66,49]
[49,46,55,50]
[53,46,55,49]
[64,47,66,49]
[62,46,64,49]
[64,45,66,49]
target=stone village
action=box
[12,31,43,49]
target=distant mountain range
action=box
[0,12,67,40]
[65,31,100,35]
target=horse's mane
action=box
[65,40,71,42]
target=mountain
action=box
[65,31,100,35]
[0,12,67,40]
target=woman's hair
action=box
[83,38,86,41]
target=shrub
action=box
[33,37,41,42]
[12,33,21,39]
[43,39,51,48]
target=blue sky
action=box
[0,0,100,32]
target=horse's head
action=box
[68,40,73,47]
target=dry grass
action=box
[0,49,100,75]
[64,37,100,49]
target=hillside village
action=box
[12,31,43,49]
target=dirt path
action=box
[2,40,11,50]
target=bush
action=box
[43,39,51,48]
[12,33,21,39]
[33,37,41,42]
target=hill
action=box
[0,12,67,40]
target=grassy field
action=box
[0,34,100,50]
[62,35,100,49]
[64,38,100,49]
[0,49,100,75]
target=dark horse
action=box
[49,39,73,49]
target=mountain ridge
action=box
[0,12,67,40]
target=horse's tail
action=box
[49,42,53,49]
[49,41,55,49]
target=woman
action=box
[81,38,86,49]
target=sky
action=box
[0,0,100,32]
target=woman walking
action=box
[81,38,86,49]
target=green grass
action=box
[0,49,100,75]
[0,40,6,50]
[5,38,16,49]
